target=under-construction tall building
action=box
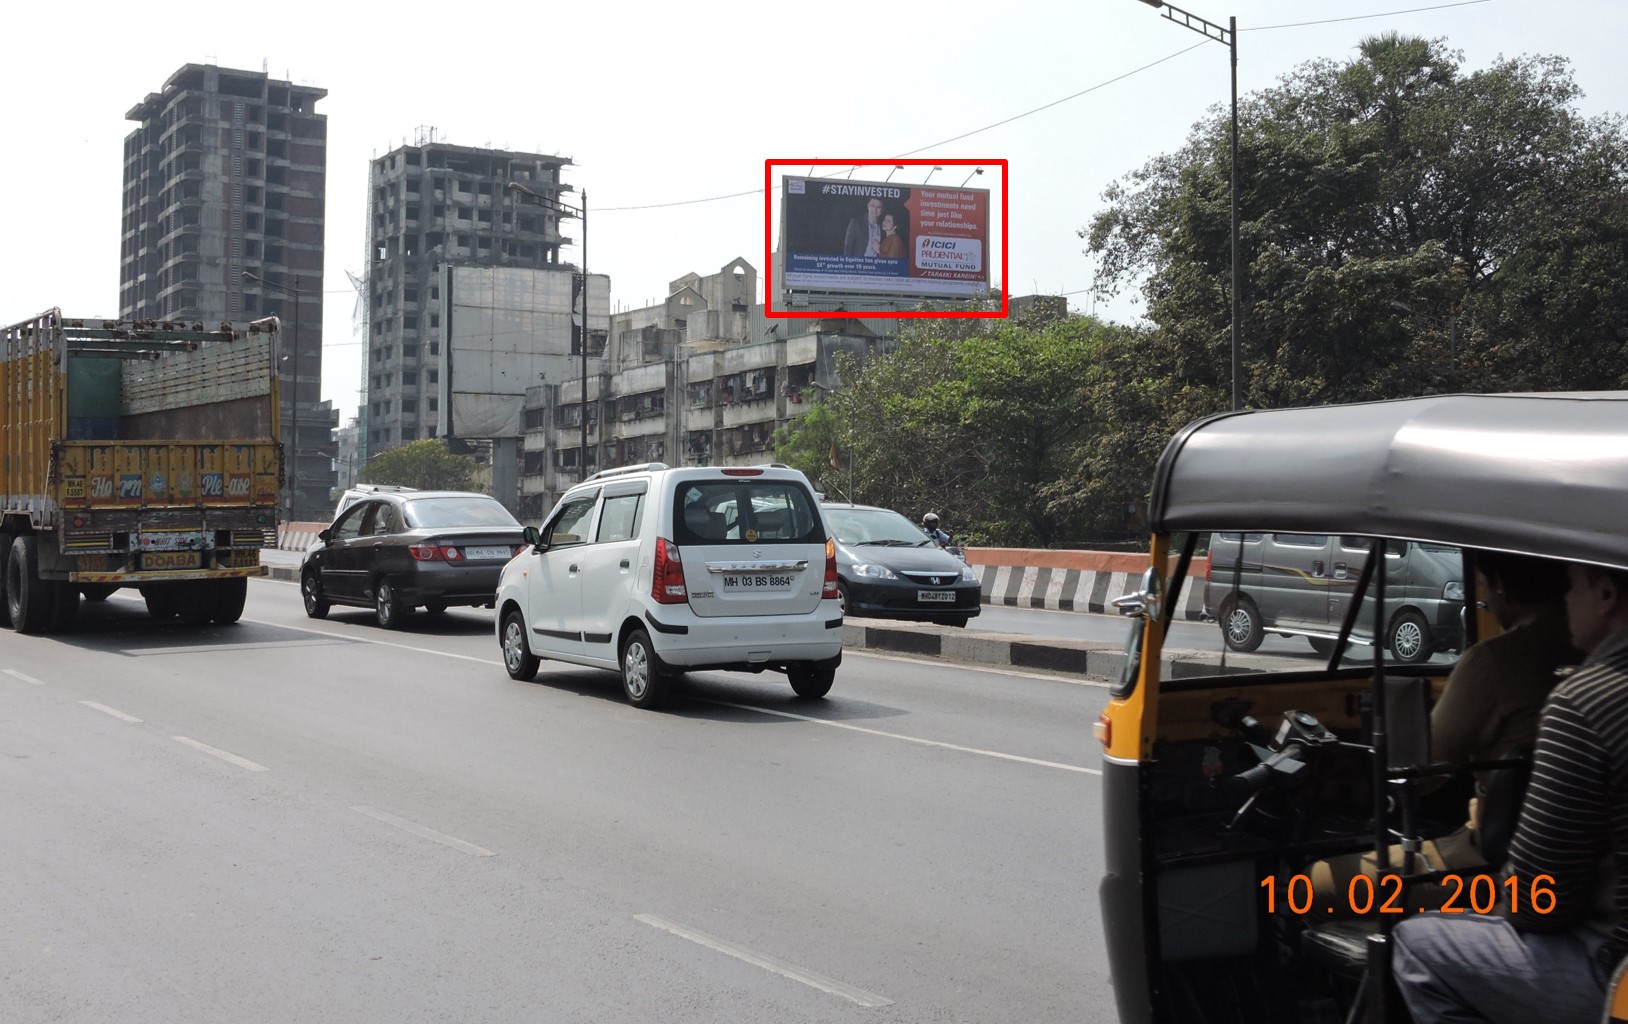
[364,135,574,455]
[120,63,337,521]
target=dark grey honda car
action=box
[300,491,525,629]
[822,503,981,627]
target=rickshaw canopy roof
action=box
[1150,392,1628,570]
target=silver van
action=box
[1202,532,1465,662]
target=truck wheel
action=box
[143,586,179,620]
[6,535,54,634]
[0,530,12,628]
[176,581,214,625]
[49,581,79,631]
[212,578,248,624]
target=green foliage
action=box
[358,439,482,492]
[1087,36,1628,403]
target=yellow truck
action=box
[1,310,283,633]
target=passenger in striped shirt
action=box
[1393,562,1628,1024]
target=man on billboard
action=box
[843,197,884,257]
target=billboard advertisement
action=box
[779,175,990,300]
[439,266,608,438]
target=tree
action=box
[1086,36,1628,407]
[359,439,482,491]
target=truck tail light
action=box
[653,537,687,604]
[822,538,839,599]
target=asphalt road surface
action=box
[1,578,1117,1023]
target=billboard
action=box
[779,175,990,300]
[439,266,609,438]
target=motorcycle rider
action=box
[922,512,952,548]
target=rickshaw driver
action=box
[1309,553,1578,910]
[1393,563,1628,1024]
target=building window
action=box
[402,344,418,358]
[402,371,418,386]
[429,313,440,328]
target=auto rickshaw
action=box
[1096,392,1628,1023]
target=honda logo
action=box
[930,576,944,585]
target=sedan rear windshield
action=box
[672,480,823,545]
[403,497,521,530]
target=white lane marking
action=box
[848,648,1112,688]
[4,669,47,686]
[172,736,269,772]
[635,914,893,1007]
[79,700,143,723]
[697,699,1102,776]
[129,638,350,656]
[352,806,496,858]
[240,595,1093,775]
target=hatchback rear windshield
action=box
[672,480,824,545]
[403,496,521,529]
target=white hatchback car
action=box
[495,463,843,708]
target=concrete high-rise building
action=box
[364,136,574,456]
[121,63,337,520]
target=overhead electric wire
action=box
[595,0,1489,214]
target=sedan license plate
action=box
[917,589,956,603]
[144,551,202,570]
[465,545,514,561]
[723,574,794,591]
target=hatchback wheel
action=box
[788,663,836,699]
[620,628,670,709]
[502,610,540,681]
[301,571,329,619]
[374,577,406,630]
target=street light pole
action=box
[1135,0,1242,412]
[508,181,591,482]
[243,271,309,519]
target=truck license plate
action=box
[144,551,202,570]
[917,590,956,603]
[723,574,794,590]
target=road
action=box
[1,577,1116,1023]
[972,601,1327,660]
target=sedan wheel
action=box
[374,578,406,630]
[501,610,540,681]
[620,628,669,709]
[301,571,329,619]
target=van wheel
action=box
[374,577,407,629]
[788,663,835,699]
[501,610,539,681]
[620,628,670,709]
[1308,637,1338,658]
[1219,596,1264,652]
[301,571,329,618]
[7,536,54,634]
[1388,610,1433,664]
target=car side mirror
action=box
[523,525,547,552]
[318,528,332,543]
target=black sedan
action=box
[822,503,982,627]
[300,491,526,629]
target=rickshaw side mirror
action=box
[1112,567,1164,620]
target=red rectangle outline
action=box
[764,158,1008,319]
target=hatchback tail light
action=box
[1204,553,1213,582]
[822,538,839,599]
[653,537,688,604]
[409,544,464,562]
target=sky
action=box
[5,1,1625,426]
